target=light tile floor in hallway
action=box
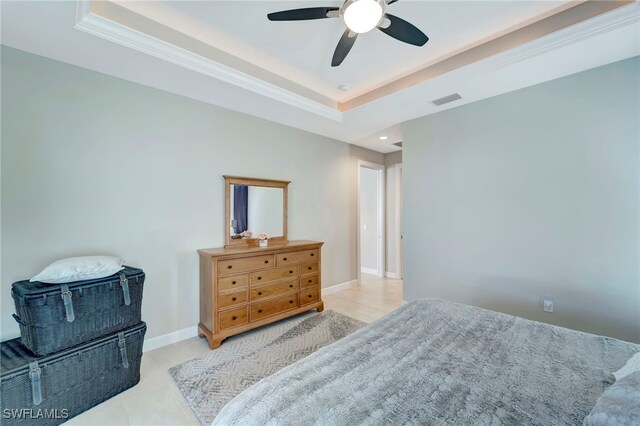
[67,275,402,425]
[323,274,404,323]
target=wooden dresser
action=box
[198,240,324,348]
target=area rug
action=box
[169,310,364,425]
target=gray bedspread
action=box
[212,300,639,426]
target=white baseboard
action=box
[323,279,359,295]
[143,326,197,352]
[360,267,378,275]
[402,300,409,305]
[385,271,401,279]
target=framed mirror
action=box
[224,176,289,248]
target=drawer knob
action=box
[257,276,262,280]
[232,281,237,285]
[290,300,294,304]
[283,257,288,261]
[308,295,313,298]
[308,267,312,270]
[258,291,263,295]
[232,316,237,320]
[258,309,263,313]
[232,297,237,301]
[289,284,293,288]
[289,270,293,274]
[311,253,314,257]
[308,279,312,283]
[227,265,232,269]
[264,260,269,264]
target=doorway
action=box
[358,161,385,279]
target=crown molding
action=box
[74,0,637,120]
[492,2,640,70]
[74,1,343,123]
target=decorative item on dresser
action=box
[197,176,324,349]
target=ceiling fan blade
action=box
[387,0,399,4]
[332,30,358,67]
[267,7,339,21]
[378,14,428,46]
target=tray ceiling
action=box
[155,1,571,101]
[1,1,638,153]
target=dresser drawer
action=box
[300,274,319,289]
[218,255,275,275]
[218,290,248,309]
[276,249,319,266]
[250,266,299,285]
[250,294,298,322]
[250,279,298,302]
[300,262,319,275]
[219,306,248,331]
[300,286,320,305]
[218,274,249,292]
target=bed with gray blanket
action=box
[212,299,639,425]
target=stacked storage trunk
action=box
[1,267,146,425]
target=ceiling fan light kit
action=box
[342,0,385,34]
[267,0,428,67]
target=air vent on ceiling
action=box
[393,142,403,148]
[432,93,462,106]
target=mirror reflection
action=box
[230,185,284,238]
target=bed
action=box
[211,299,639,425]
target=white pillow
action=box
[30,256,125,284]
[584,371,640,426]
[614,352,640,381]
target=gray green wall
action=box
[385,151,402,276]
[403,57,640,342]
[0,46,383,341]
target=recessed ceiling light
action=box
[339,83,352,91]
[379,136,388,140]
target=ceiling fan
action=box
[267,0,429,67]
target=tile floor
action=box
[67,274,402,425]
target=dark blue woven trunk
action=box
[0,322,146,426]
[11,267,144,356]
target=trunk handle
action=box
[60,284,75,322]
[29,361,43,405]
